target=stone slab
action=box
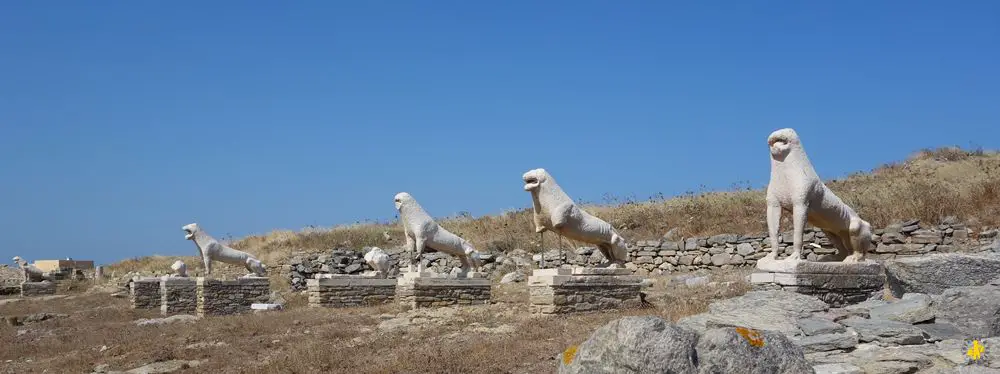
[250,303,283,311]
[755,257,883,275]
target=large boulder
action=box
[885,253,1000,297]
[932,285,1000,338]
[696,327,815,373]
[559,316,699,374]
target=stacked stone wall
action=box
[20,281,56,297]
[196,277,271,316]
[160,277,197,315]
[396,277,491,309]
[307,277,396,308]
[130,277,161,309]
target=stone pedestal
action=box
[20,281,57,297]
[750,258,885,307]
[130,277,162,309]
[307,274,396,308]
[196,277,271,317]
[528,268,644,314]
[160,277,197,315]
[395,271,491,310]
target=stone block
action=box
[196,277,271,317]
[751,258,885,307]
[20,281,56,297]
[130,277,161,309]
[160,277,197,315]
[529,267,643,314]
[307,275,396,308]
[395,271,491,310]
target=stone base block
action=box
[130,277,162,309]
[395,271,491,310]
[160,277,197,315]
[751,258,885,307]
[196,277,271,317]
[528,267,643,314]
[20,281,57,297]
[307,276,396,308]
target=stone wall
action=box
[396,275,491,310]
[196,277,271,317]
[528,269,643,314]
[130,277,162,309]
[280,219,993,289]
[307,276,396,308]
[20,281,56,297]
[160,277,197,315]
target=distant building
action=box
[32,259,95,272]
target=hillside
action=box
[108,147,1000,276]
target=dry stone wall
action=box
[130,277,161,309]
[396,276,491,310]
[196,277,271,316]
[160,277,197,315]
[281,219,993,289]
[20,281,56,297]
[307,277,396,308]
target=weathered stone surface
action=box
[813,363,863,374]
[678,291,828,335]
[798,317,846,336]
[885,253,1000,297]
[932,285,1000,338]
[869,293,935,324]
[307,276,395,308]
[695,327,815,373]
[196,277,271,316]
[559,316,698,374]
[499,271,525,284]
[916,323,967,342]
[839,317,927,346]
[794,332,859,353]
[751,260,885,307]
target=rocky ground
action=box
[0,269,750,374]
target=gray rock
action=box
[843,299,890,319]
[685,276,710,288]
[813,363,863,374]
[916,322,967,342]
[558,316,698,374]
[736,243,755,256]
[344,263,362,274]
[710,254,730,266]
[885,253,1000,296]
[686,291,829,335]
[838,317,927,346]
[499,271,526,284]
[695,327,815,374]
[932,285,1000,338]
[869,293,935,324]
[793,332,859,353]
[798,317,846,336]
[134,315,200,326]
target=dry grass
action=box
[0,269,751,374]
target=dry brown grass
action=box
[0,269,751,374]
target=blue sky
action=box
[1,1,997,265]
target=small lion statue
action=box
[522,168,629,267]
[170,260,188,277]
[364,247,391,279]
[765,128,872,263]
[394,192,484,274]
[12,256,51,283]
[182,223,267,277]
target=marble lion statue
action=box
[170,260,188,277]
[182,223,267,277]
[12,256,51,282]
[363,247,391,279]
[765,128,872,263]
[522,168,629,267]
[394,192,483,274]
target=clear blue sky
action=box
[1,1,997,266]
